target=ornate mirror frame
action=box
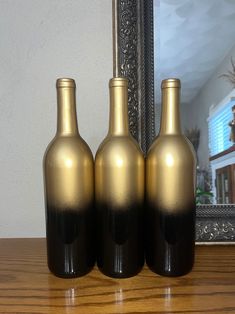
[115,0,235,243]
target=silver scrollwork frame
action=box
[115,0,235,243]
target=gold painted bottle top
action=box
[56,78,76,88]
[160,78,182,135]
[95,77,144,208]
[108,77,129,136]
[161,78,181,89]
[147,78,196,213]
[109,77,128,87]
[44,78,94,210]
[56,78,79,136]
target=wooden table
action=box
[0,239,235,313]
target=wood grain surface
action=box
[0,239,235,313]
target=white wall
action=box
[181,43,235,169]
[0,0,112,237]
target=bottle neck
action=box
[160,86,182,135]
[108,84,129,136]
[56,86,79,136]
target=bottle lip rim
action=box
[109,77,128,87]
[56,78,76,88]
[161,78,181,89]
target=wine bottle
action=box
[95,77,145,278]
[43,78,95,278]
[146,78,196,276]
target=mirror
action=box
[154,0,235,205]
[115,0,235,242]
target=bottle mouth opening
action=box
[56,78,76,88]
[161,78,181,89]
[109,77,128,87]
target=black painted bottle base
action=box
[46,205,95,278]
[146,205,195,277]
[97,203,144,278]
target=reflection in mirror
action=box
[154,0,235,205]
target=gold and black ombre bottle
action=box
[95,77,145,278]
[146,78,196,277]
[43,78,95,278]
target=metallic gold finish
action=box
[56,78,76,88]
[146,78,196,277]
[43,78,94,278]
[147,78,196,214]
[95,78,144,208]
[160,78,182,135]
[161,78,181,89]
[56,78,78,137]
[43,78,94,210]
[95,77,144,278]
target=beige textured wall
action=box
[0,0,112,237]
